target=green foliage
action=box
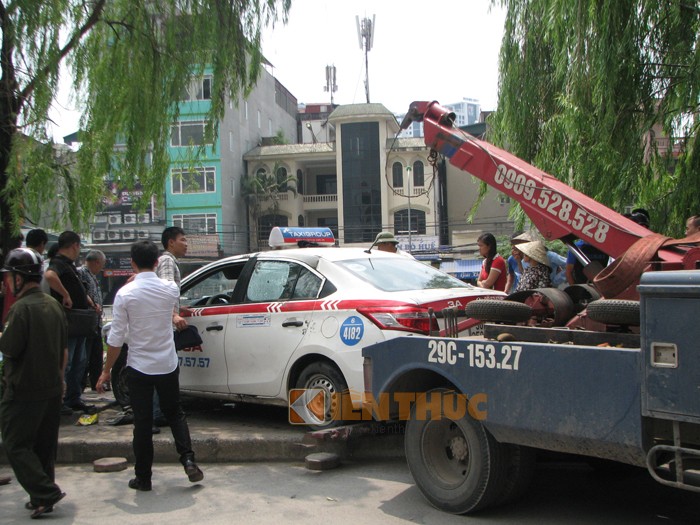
[240,162,297,248]
[490,0,700,237]
[0,0,291,253]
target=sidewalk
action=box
[0,390,404,465]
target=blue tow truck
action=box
[359,102,700,514]
[363,270,700,514]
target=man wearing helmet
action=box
[0,248,67,518]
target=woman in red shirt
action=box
[476,233,507,291]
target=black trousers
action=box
[84,332,104,390]
[126,366,195,481]
[0,395,63,506]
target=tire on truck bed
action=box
[586,299,640,326]
[465,299,533,324]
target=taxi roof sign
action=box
[269,227,335,248]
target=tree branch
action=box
[19,0,108,104]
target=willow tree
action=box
[0,0,290,255]
[489,1,699,237]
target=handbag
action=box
[173,325,203,350]
[65,308,100,338]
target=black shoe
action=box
[60,405,74,416]
[184,460,203,483]
[70,401,97,414]
[153,416,168,427]
[128,478,152,491]
[151,426,160,435]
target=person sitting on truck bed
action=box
[476,233,507,292]
[686,214,700,237]
[515,241,552,292]
[566,239,609,285]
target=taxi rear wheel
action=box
[296,362,348,430]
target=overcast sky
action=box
[50,0,506,141]
[262,0,506,113]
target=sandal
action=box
[30,505,53,519]
[27,491,65,516]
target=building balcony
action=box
[655,137,684,158]
[302,193,338,211]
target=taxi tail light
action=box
[357,306,438,335]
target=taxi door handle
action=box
[206,325,224,331]
[282,320,303,327]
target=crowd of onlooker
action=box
[474,211,700,294]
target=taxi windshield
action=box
[336,257,470,292]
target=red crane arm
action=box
[401,101,650,260]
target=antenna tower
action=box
[324,65,338,105]
[355,15,375,103]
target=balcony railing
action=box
[394,187,427,197]
[258,193,289,202]
[303,194,338,204]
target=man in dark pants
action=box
[96,240,203,491]
[78,250,106,391]
[45,230,95,414]
[0,248,67,518]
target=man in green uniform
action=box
[0,248,67,518]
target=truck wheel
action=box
[495,444,535,505]
[465,299,532,324]
[405,388,507,514]
[586,299,640,326]
[295,362,348,430]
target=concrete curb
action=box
[0,392,405,465]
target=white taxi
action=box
[177,229,503,427]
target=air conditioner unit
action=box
[93,230,106,241]
[122,229,136,240]
[137,230,150,239]
[123,214,137,224]
[107,230,122,241]
[108,215,122,225]
[93,214,108,224]
[138,213,150,224]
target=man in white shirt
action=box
[96,240,203,491]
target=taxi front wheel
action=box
[296,362,348,430]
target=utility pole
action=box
[356,15,375,104]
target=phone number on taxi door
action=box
[178,356,211,368]
[427,340,522,370]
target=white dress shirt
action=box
[107,272,180,375]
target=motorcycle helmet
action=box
[2,248,43,276]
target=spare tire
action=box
[586,299,640,326]
[465,300,533,324]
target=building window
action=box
[298,214,305,227]
[392,162,403,188]
[394,209,426,235]
[180,76,212,101]
[171,166,216,194]
[413,161,425,187]
[296,169,304,194]
[259,214,288,245]
[171,121,208,147]
[172,213,218,234]
[276,166,288,191]
[317,217,338,238]
[341,122,381,243]
[316,174,336,195]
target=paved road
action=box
[1,459,699,524]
